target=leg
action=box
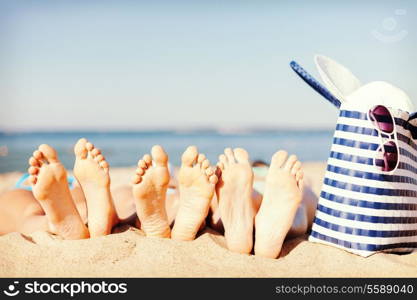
[165,191,180,226]
[28,144,89,239]
[216,148,255,254]
[74,138,118,237]
[0,182,89,236]
[254,151,304,258]
[70,185,88,224]
[171,146,218,241]
[0,189,48,235]
[111,185,137,223]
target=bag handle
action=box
[290,60,342,109]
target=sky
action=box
[0,0,416,131]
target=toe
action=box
[136,167,145,176]
[284,154,298,171]
[291,161,302,175]
[138,160,147,169]
[205,166,215,176]
[100,161,109,170]
[143,154,152,167]
[209,174,218,184]
[132,174,142,184]
[181,145,198,167]
[29,157,40,167]
[29,175,37,185]
[38,144,59,163]
[201,159,210,169]
[296,171,304,190]
[233,148,249,164]
[86,142,94,152]
[33,150,43,161]
[152,145,168,167]
[94,154,105,162]
[224,148,235,163]
[197,153,206,165]
[296,170,304,182]
[218,154,228,166]
[91,148,101,157]
[216,162,224,171]
[28,166,39,175]
[74,138,88,159]
[270,150,288,169]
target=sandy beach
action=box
[0,162,416,277]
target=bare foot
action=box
[28,144,89,239]
[254,151,304,259]
[73,138,118,237]
[216,148,255,254]
[132,145,171,238]
[171,146,218,241]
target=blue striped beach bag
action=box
[290,55,417,257]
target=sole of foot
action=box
[216,148,255,254]
[254,150,304,259]
[171,146,218,241]
[73,138,118,237]
[132,145,171,238]
[28,144,89,239]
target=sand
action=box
[0,163,416,277]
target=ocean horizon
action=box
[0,129,334,173]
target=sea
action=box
[0,130,333,173]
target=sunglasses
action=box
[368,105,399,172]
